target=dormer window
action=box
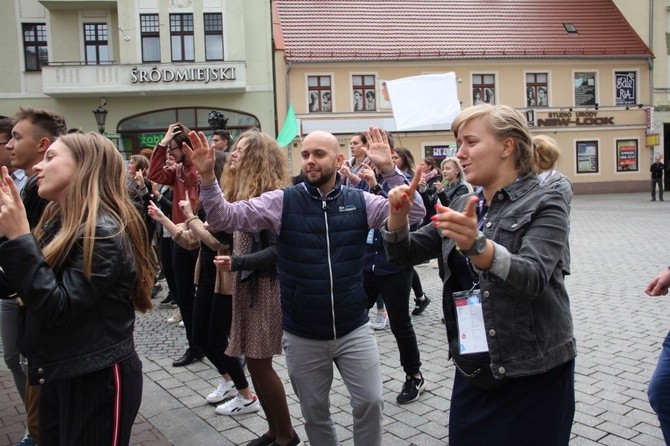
[563,23,577,33]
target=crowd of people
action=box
[0,102,665,446]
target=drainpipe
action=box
[285,60,293,167]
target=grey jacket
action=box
[382,173,576,379]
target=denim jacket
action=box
[382,173,576,379]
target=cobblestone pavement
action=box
[1,192,669,445]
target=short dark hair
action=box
[13,106,67,141]
[0,118,13,136]
[213,129,232,146]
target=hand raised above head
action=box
[161,123,182,146]
[363,127,394,174]
[183,131,217,185]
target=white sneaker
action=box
[178,321,184,327]
[371,311,388,330]
[215,393,260,415]
[206,379,238,404]
[167,308,182,324]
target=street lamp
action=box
[92,106,108,134]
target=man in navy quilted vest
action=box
[187,127,424,446]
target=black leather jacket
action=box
[0,213,138,385]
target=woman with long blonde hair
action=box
[0,132,154,445]
[213,131,302,445]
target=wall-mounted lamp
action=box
[625,106,630,110]
[594,103,599,111]
[92,106,108,134]
[638,103,644,109]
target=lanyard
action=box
[465,198,489,286]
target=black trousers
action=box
[172,244,201,354]
[363,269,422,376]
[39,352,143,446]
[652,177,664,200]
[192,247,248,389]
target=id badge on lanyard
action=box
[453,287,489,355]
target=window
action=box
[526,73,548,107]
[140,14,160,63]
[22,23,48,71]
[472,74,495,105]
[576,140,599,173]
[308,76,332,112]
[84,23,109,65]
[352,75,376,111]
[170,14,194,62]
[574,72,596,106]
[615,71,637,106]
[616,139,638,172]
[204,13,223,61]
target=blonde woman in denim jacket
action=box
[383,104,575,446]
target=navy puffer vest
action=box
[277,181,369,339]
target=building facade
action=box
[273,0,654,193]
[2,0,275,154]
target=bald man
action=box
[190,129,425,446]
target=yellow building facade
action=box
[274,1,654,193]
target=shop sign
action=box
[130,66,237,84]
[537,111,615,127]
[646,133,660,147]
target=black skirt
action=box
[449,359,575,446]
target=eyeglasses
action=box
[169,145,180,151]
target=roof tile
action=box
[274,0,652,62]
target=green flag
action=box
[276,103,299,147]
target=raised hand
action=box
[358,163,377,189]
[432,196,479,250]
[182,131,217,185]
[147,200,166,223]
[363,127,394,174]
[134,169,145,188]
[0,166,30,240]
[179,191,194,219]
[386,165,423,230]
[160,123,182,146]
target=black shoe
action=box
[269,433,302,446]
[396,374,426,404]
[247,434,276,446]
[651,198,656,201]
[159,293,174,307]
[661,198,665,202]
[411,295,430,316]
[172,350,203,367]
[151,282,163,299]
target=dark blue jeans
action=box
[171,244,201,354]
[363,269,421,375]
[649,330,670,443]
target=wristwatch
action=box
[458,231,487,256]
[371,184,382,195]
